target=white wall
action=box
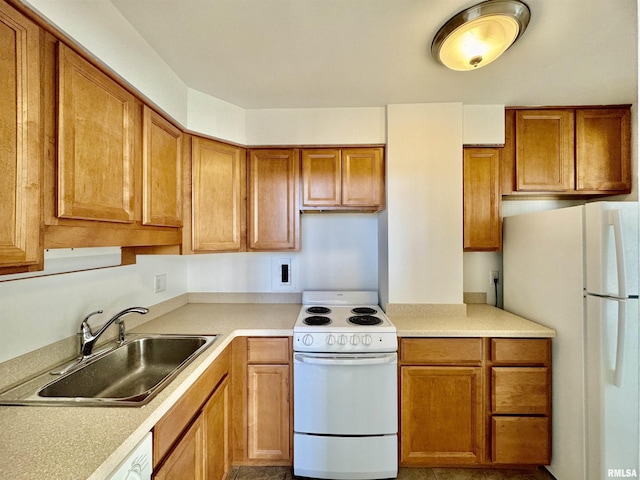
[246,108,387,145]
[188,214,378,292]
[24,0,189,126]
[187,88,247,145]
[384,103,464,305]
[0,255,187,363]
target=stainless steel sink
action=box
[0,334,218,406]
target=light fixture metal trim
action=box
[431,0,531,71]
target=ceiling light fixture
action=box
[431,0,530,71]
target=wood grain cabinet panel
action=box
[576,108,631,192]
[248,149,299,251]
[191,137,246,252]
[142,106,182,227]
[400,366,483,466]
[401,338,483,365]
[491,338,550,365]
[341,148,384,208]
[57,43,136,223]
[0,2,42,270]
[247,364,291,461]
[301,147,384,211]
[491,367,550,415]
[154,414,206,480]
[204,377,230,480]
[301,149,341,206]
[515,109,575,192]
[492,417,550,465]
[463,148,501,251]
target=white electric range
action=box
[293,291,398,480]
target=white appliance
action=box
[107,432,152,480]
[293,291,398,480]
[503,202,639,480]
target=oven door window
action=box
[293,352,397,435]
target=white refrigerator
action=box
[503,202,639,480]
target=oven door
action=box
[293,352,397,435]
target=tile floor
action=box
[228,466,556,480]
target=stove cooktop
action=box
[293,291,397,353]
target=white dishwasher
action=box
[107,432,153,480]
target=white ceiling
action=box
[110,0,638,109]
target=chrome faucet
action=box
[79,307,149,358]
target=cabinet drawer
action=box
[490,339,550,365]
[247,337,290,364]
[492,416,550,465]
[492,367,549,414]
[400,338,483,365]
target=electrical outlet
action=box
[154,273,167,293]
[490,270,499,285]
[271,256,296,291]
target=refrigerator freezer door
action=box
[503,205,585,480]
[585,202,639,297]
[585,296,639,480]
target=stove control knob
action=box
[338,334,348,346]
[302,334,314,346]
[350,335,359,345]
[326,334,336,345]
[363,334,373,346]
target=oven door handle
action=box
[294,353,397,366]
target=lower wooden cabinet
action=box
[231,337,292,465]
[154,414,206,480]
[153,346,231,480]
[399,337,552,468]
[401,366,483,465]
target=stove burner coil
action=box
[347,315,382,326]
[306,306,332,315]
[351,307,377,315]
[304,316,331,326]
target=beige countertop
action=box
[0,300,554,480]
[392,304,556,338]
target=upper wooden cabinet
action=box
[463,148,501,252]
[301,147,384,211]
[189,136,246,252]
[142,106,182,227]
[0,2,42,272]
[575,108,631,192]
[515,109,575,192]
[248,149,300,251]
[503,106,631,196]
[57,43,136,223]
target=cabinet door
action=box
[341,148,384,208]
[154,414,205,480]
[576,108,631,192]
[0,2,41,269]
[192,137,246,251]
[204,377,230,480]
[515,110,574,192]
[248,149,299,251]
[247,364,291,461]
[463,148,501,251]
[142,106,182,227]
[301,149,341,207]
[400,366,483,466]
[57,43,136,223]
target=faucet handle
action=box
[80,310,103,334]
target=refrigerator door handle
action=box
[611,300,627,387]
[608,209,628,298]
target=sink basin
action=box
[0,334,218,406]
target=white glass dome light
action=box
[432,0,531,71]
